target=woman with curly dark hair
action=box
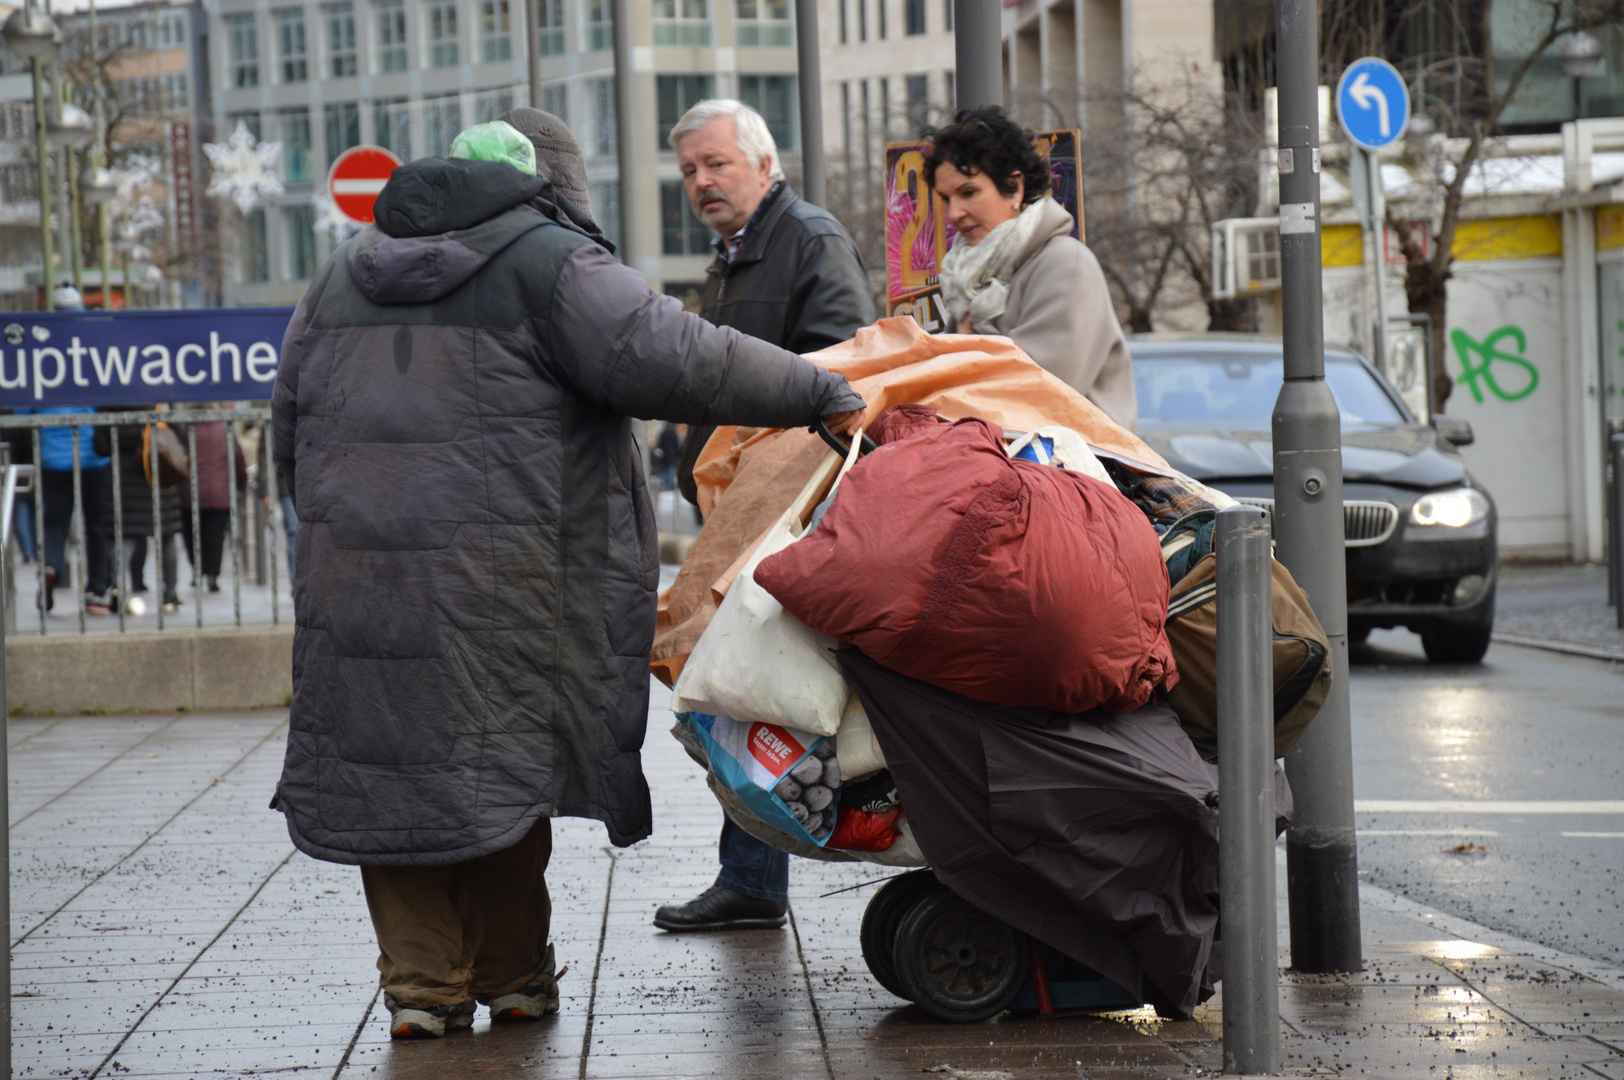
[920,106,1136,428]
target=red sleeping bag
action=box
[754,411,1177,714]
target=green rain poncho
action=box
[449,121,537,176]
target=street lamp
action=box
[3,6,63,311]
[1560,30,1605,120]
[49,103,97,299]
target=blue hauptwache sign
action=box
[0,307,297,407]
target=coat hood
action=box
[354,157,613,305]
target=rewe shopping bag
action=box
[679,712,841,845]
[670,431,864,737]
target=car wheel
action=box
[1420,625,1492,664]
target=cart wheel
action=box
[892,887,1029,1023]
[860,870,938,1000]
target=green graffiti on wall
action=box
[1450,325,1540,404]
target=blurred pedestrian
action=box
[93,410,184,612]
[656,99,876,935]
[921,106,1137,429]
[271,110,864,1041]
[4,416,38,563]
[179,420,247,592]
[653,423,681,491]
[17,407,112,614]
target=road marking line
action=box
[1358,829,1501,837]
[1355,800,1624,814]
[1560,831,1624,838]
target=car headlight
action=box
[1409,488,1490,528]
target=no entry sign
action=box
[327,145,402,225]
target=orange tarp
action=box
[650,317,1168,687]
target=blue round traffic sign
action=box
[1337,58,1411,151]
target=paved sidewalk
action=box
[10,690,1624,1080]
[1494,563,1623,662]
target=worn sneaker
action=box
[84,591,113,616]
[384,993,475,1039]
[162,595,183,613]
[486,945,566,1022]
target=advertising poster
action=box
[885,129,1083,329]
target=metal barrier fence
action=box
[0,407,283,636]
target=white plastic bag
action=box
[834,692,887,781]
[1005,425,1113,484]
[670,431,863,737]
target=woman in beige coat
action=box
[922,107,1137,430]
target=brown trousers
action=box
[360,819,553,1008]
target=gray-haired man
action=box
[655,99,876,934]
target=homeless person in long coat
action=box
[270,109,866,1041]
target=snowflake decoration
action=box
[203,121,284,214]
[312,191,359,243]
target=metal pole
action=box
[526,0,543,109]
[794,0,825,207]
[0,453,11,1080]
[1216,504,1281,1075]
[1366,147,1390,380]
[31,54,56,311]
[91,0,112,311]
[1274,0,1361,975]
[32,429,45,634]
[111,426,124,631]
[609,0,638,269]
[187,424,202,628]
[151,421,163,630]
[953,0,1002,110]
[70,426,84,633]
[1613,434,1624,630]
[226,421,241,627]
[68,145,84,299]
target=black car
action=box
[1129,333,1497,664]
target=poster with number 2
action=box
[884,130,1083,329]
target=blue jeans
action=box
[716,815,788,903]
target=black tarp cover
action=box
[840,648,1229,1017]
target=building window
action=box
[841,81,851,155]
[593,180,618,243]
[857,0,866,41]
[735,0,791,46]
[325,2,357,76]
[585,76,615,155]
[652,0,710,46]
[424,93,462,157]
[905,0,924,34]
[426,0,459,66]
[943,0,951,30]
[906,73,928,132]
[374,0,407,71]
[279,107,314,182]
[946,69,955,110]
[481,0,512,59]
[838,0,846,43]
[227,109,262,141]
[529,0,562,55]
[877,0,886,38]
[475,88,514,121]
[657,74,714,148]
[225,14,259,88]
[373,97,411,158]
[276,9,308,82]
[285,204,319,280]
[163,73,189,110]
[583,0,611,50]
[738,74,794,149]
[324,101,360,163]
[661,180,713,255]
[160,11,187,45]
[541,83,568,123]
[243,209,269,283]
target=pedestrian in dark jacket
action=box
[178,420,247,592]
[92,412,184,611]
[654,99,878,936]
[270,109,865,1041]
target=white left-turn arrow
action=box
[1349,72,1390,137]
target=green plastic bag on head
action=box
[449,121,537,176]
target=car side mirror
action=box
[1431,415,1474,447]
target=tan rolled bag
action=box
[1163,548,1332,761]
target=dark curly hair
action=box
[919,106,1050,205]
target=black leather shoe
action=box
[653,885,787,932]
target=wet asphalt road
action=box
[1348,629,1624,966]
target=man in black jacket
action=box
[656,99,877,933]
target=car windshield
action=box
[1133,353,1407,425]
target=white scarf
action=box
[938,197,1051,333]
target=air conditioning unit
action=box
[1211,217,1282,300]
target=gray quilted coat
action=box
[271,158,863,866]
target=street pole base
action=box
[1286,833,1363,974]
